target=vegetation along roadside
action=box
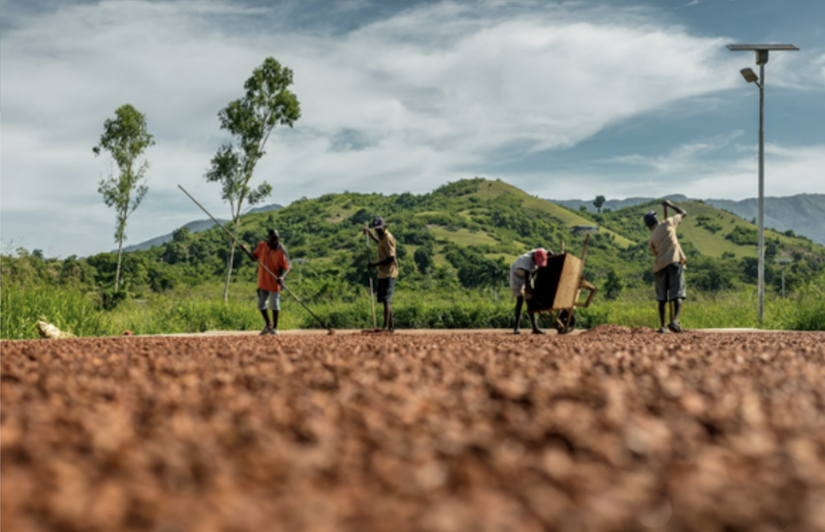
[2,179,823,339]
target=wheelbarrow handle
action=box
[576,279,598,308]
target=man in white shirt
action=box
[645,200,688,333]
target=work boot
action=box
[668,321,683,333]
[657,326,670,334]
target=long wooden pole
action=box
[664,204,674,324]
[365,222,376,329]
[178,185,332,333]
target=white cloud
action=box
[607,131,744,174]
[1,0,822,257]
[521,140,825,201]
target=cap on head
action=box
[643,211,658,228]
[533,248,548,267]
[371,216,386,230]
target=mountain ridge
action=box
[121,203,283,252]
[550,194,825,245]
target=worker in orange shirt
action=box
[241,229,291,335]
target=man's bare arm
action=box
[663,200,687,218]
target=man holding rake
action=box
[242,229,291,335]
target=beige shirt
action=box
[376,230,398,279]
[648,214,686,273]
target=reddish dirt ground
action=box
[2,330,825,532]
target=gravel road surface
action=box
[2,328,824,531]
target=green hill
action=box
[148,177,820,294]
[551,193,825,247]
[594,199,824,259]
[706,194,825,246]
[6,178,823,302]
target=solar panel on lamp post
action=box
[727,43,799,323]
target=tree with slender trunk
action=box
[206,57,301,302]
[93,104,154,292]
[593,195,606,214]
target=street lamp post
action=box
[293,258,309,296]
[774,257,792,298]
[727,43,798,322]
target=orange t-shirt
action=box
[253,241,290,292]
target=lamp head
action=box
[740,68,759,83]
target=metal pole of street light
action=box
[758,60,765,321]
[727,43,798,322]
[293,258,309,297]
[775,258,792,298]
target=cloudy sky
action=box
[2,0,824,258]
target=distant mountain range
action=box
[551,194,825,245]
[122,203,283,252]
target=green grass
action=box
[678,203,758,259]
[1,285,116,339]
[2,277,821,340]
[578,289,760,329]
[427,225,500,246]
[579,280,824,331]
[304,283,824,332]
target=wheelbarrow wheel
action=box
[556,310,577,334]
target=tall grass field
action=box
[2,275,822,339]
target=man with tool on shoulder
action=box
[364,216,397,332]
[241,229,291,335]
[510,248,549,335]
[645,200,687,333]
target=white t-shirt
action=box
[510,250,539,289]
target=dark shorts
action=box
[377,277,396,303]
[655,263,686,302]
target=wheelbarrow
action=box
[526,233,597,334]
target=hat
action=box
[371,216,386,229]
[643,211,658,227]
[533,248,548,267]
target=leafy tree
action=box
[593,195,606,213]
[93,104,155,291]
[206,57,301,302]
[692,260,733,292]
[604,268,623,299]
[172,227,191,243]
[414,246,433,274]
